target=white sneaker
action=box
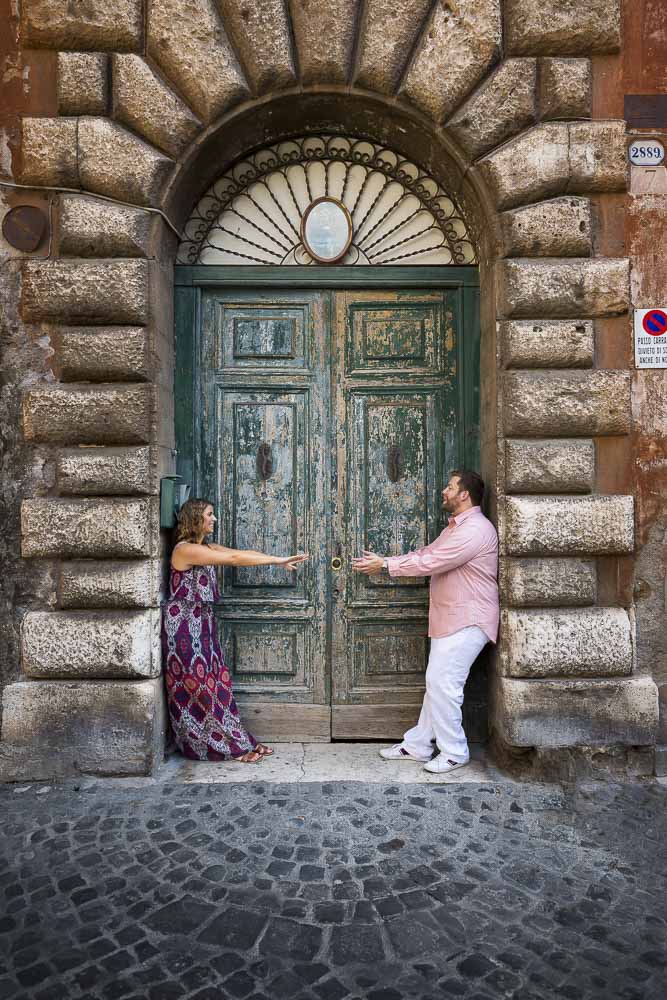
[379,744,431,762]
[423,756,469,774]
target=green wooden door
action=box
[331,290,459,737]
[198,289,331,741]
[174,268,480,743]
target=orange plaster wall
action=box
[618,0,667,738]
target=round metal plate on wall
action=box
[301,197,353,264]
[2,204,48,252]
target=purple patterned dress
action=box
[161,554,258,761]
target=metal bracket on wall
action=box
[160,476,191,528]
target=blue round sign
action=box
[642,309,667,336]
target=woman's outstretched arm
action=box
[172,543,308,571]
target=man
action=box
[352,470,499,774]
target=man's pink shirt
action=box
[385,506,499,643]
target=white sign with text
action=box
[634,309,667,368]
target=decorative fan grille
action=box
[177,134,476,266]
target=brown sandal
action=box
[234,749,264,763]
[255,743,274,757]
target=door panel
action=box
[332,290,459,737]
[347,298,446,375]
[218,304,309,369]
[348,390,440,605]
[220,391,304,591]
[199,290,330,739]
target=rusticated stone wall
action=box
[0,0,661,780]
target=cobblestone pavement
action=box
[0,776,665,1000]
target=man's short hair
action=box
[450,469,484,506]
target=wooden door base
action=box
[332,704,422,740]
[236,702,331,742]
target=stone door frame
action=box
[3,0,659,780]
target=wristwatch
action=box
[382,558,389,572]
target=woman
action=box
[162,498,308,763]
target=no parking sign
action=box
[634,309,667,368]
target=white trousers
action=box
[402,625,488,763]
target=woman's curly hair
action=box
[174,498,214,545]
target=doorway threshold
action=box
[158,742,506,785]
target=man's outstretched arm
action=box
[352,523,484,577]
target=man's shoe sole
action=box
[379,752,431,762]
[423,759,469,774]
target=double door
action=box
[176,275,479,741]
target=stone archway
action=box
[2,0,657,780]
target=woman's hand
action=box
[279,553,309,571]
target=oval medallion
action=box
[301,197,353,264]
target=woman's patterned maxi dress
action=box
[161,555,258,760]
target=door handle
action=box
[331,542,342,572]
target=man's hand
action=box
[351,550,385,576]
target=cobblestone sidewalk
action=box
[1,776,665,1000]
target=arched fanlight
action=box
[177,134,477,267]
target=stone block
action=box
[57,52,108,115]
[501,557,597,607]
[569,120,627,193]
[400,0,502,121]
[112,55,201,159]
[355,0,433,95]
[447,58,537,159]
[20,118,78,187]
[59,195,152,258]
[503,370,631,436]
[54,327,152,382]
[56,446,156,495]
[0,679,165,780]
[78,118,173,208]
[504,0,621,56]
[503,494,634,556]
[500,320,594,369]
[22,610,161,679]
[478,121,626,210]
[59,559,163,609]
[505,439,594,494]
[289,0,358,85]
[477,123,568,210]
[21,497,160,559]
[21,259,149,325]
[147,0,248,122]
[539,58,591,120]
[491,675,658,748]
[498,258,630,319]
[22,385,153,445]
[22,0,142,51]
[499,198,591,258]
[217,0,296,93]
[499,607,633,678]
